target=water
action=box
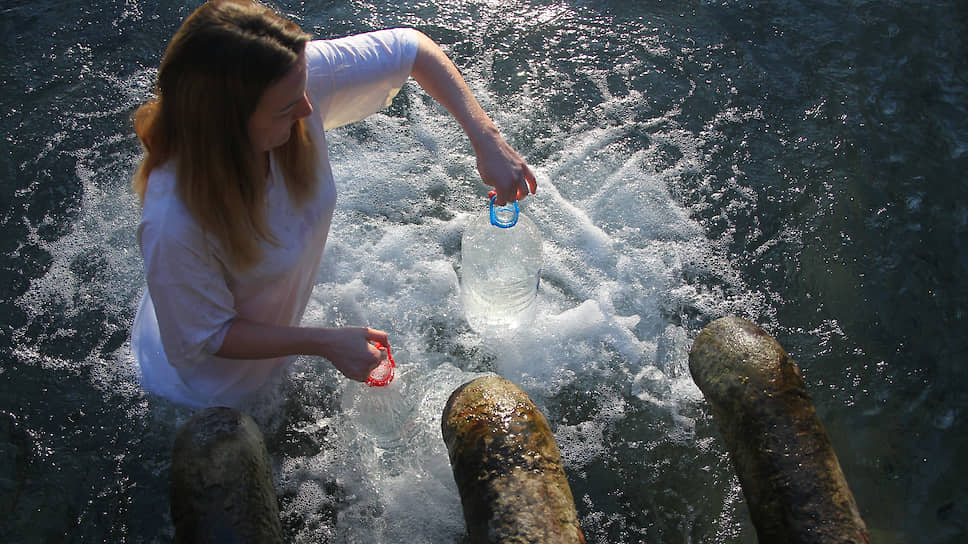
[343,366,417,448]
[2,0,967,542]
[460,203,542,335]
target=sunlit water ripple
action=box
[2,1,966,542]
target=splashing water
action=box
[4,0,968,542]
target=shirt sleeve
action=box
[305,28,419,130]
[138,193,236,369]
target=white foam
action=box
[261,64,756,536]
[16,10,766,540]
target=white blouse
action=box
[131,28,419,408]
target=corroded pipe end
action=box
[170,407,283,544]
[689,316,796,405]
[689,317,869,544]
[442,376,585,544]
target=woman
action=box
[130,0,536,408]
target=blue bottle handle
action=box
[489,195,519,228]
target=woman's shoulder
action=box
[304,28,419,130]
[142,163,187,221]
[305,28,417,69]
[139,162,208,250]
[142,160,177,200]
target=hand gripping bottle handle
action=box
[488,190,519,228]
[366,341,395,387]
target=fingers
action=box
[494,173,535,206]
[525,165,537,195]
[493,189,513,207]
[365,327,389,347]
[475,133,537,206]
[324,327,392,382]
[491,166,535,206]
[517,164,537,201]
[354,328,389,381]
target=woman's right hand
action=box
[216,318,390,382]
[317,326,390,382]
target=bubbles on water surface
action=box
[283,86,753,544]
[269,6,765,537]
[276,361,484,543]
[3,1,777,541]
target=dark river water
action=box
[2,0,966,542]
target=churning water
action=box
[2,0,967,542]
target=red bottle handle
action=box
[366,341,395,387]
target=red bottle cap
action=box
[366,341,395,387]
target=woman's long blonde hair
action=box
[132,0,317,269]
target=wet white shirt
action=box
[131,28,419,408]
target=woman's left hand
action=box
[409,30,537,205]
[473,131,537,206]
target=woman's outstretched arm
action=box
[409,30,537,205]
[216,319,389,382]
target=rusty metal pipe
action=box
[441,375,585,544]
[170,407,283,543]
[689,316,869,543]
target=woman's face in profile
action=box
[247,53,312,153]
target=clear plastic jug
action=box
[460,195,542,335]
[343,342,415,448]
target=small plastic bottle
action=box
[346,342,415,448]
[460,195,542,335]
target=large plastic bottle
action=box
[461,195,542,335]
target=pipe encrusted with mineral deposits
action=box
[170,407,283,543]
[442,375,585,544]
[688,316,869,544]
